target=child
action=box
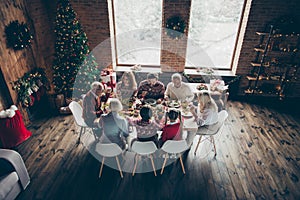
[159,109,182,147]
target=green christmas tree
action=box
[52,0,100,98]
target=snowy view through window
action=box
[113,0,244,69]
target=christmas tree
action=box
[52,0,100,98]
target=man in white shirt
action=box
[164,73,194,102]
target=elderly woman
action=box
[98,98,129,149]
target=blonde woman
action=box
[190,91,218,127]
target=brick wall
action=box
[0,0,42,124]
[236,0,300,97]
[161,0,191,72]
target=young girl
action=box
[159,109,182,147]
[190,91,218,127]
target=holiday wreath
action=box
[165,16,186,39]
[5,20,33,50]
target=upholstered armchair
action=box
[0,149,30,200]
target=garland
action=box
[4,20,33,50]
[165,16,186,39]
[12,68,49,107]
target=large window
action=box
[112,0,163,66]
[110,0,245,70]
[186,0,245,69]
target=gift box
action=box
[101,68,116,92]
[210,79,228,92]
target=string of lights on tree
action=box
[52,0,100,98]
[12,68,49,107]
[4,20,33,50]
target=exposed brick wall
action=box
[236,0,300,97]
[71,0,112,68]
[161,0,191,72]
[0,0,41,124]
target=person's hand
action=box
[164,95,169,101]
[141,91,148,98]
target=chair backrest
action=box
[201,110,228,134]
[161,140,188,154]
[69,101,87,127]
[131,141,157,155]
[95,143,123,157]
[218,110,228,124]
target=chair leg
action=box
[211,136,217,157]
[115,156,123,178]
[194,135,203,155]
[179,155,186,174]
[77,127,84,143]
[160,154,168,175]
[99,157,105,178]
[149,155,157,176]
[132,154,139,176]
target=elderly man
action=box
[82,81,106,127]
[136,73,165,100]
[164,73,194,102]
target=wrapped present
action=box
[210,79,228,92]
[101,68,116,92]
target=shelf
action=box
[246,75,282,82]
[244,88,281,97]
[256,31,300,38]
[250,62,270,67]
[254,47,265,52]
[256,32,268,36]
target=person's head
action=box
[108,98,123,112]
[147,73,158,86]
[139,105,153,121]
[171,73,182,88]
[197,91,211,104]
[91,81,104,96]
[197,90,217,111]
[121,71,137,89]
[168,109,179,122]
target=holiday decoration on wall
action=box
[52,0,100,98]
[4,20,33,50]
[12,68,49,107]
[165,16,186,39]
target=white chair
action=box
[194,110,228,156]
[95,143,124,178]
[131,141,158,176]
[160,140,189,175]
[69,101,89,143]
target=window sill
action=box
[115,66,235,77]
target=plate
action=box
[181,112,193,118]
[144,99,156,106]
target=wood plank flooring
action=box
[13,100,300,200]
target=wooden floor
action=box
[14,100,300,200]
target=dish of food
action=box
[144,98,156,106]
[166,101,181,108]
[181,111,193,118]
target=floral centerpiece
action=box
[196,83,208,91]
